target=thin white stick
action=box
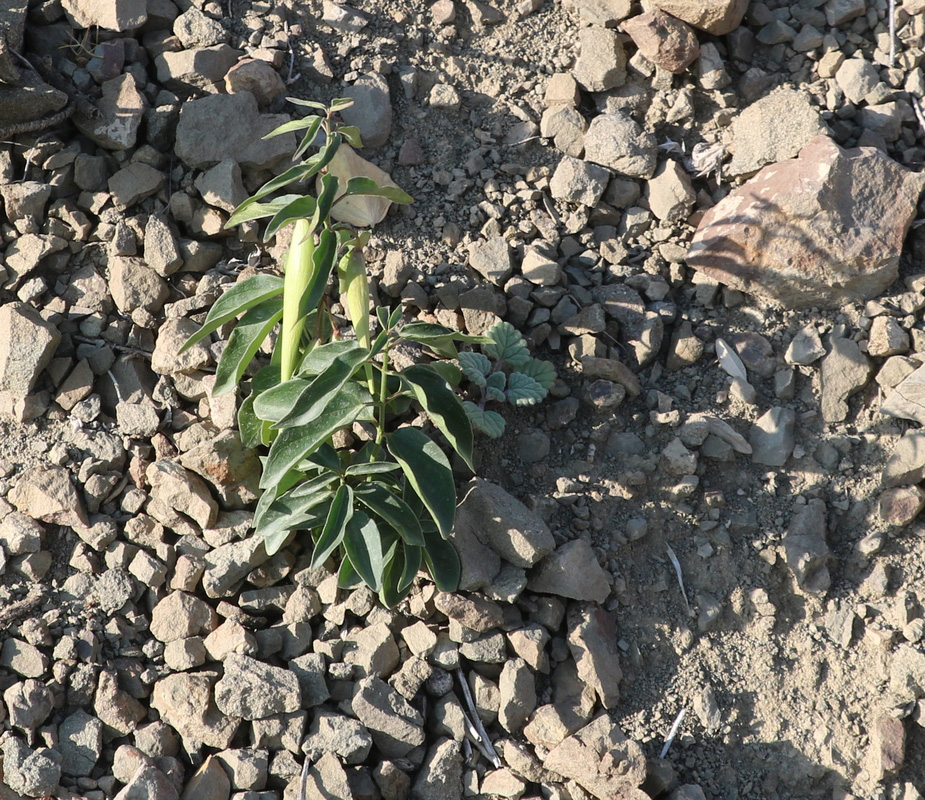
[296,757,310,800]
[455,668,501,767]
[659,708,687,759]
[889,0,897,67]
[665,545,695,618]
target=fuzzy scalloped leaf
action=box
[485,371,506,403]
[458,352,491,386]
[520,358,556,391]
[463,402,506,438]
[506,372,547,406]
[484,321,530,368]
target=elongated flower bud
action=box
[281,218,316,382]
[338,247,370,350]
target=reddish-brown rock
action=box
[686,136,925,309]
[622,11,700,73]
[650,0,748,34]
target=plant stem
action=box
[281,218,315,382]
[374,342,391,452]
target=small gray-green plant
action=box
[458,321,556,438]
[181,98,488,605]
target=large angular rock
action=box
[179,430,261,509]
[151,673,240,749]
[820,337,872,424]
[146,458,218,530]
[214,654,301,720]
[622,11,700,74]
[412,738,463,800]
[0,302,59,414]
[583,112,657,179]
[155,45,243,94]
[74,73,147,150]
[567,603,622,709]
[352,677,425,758]
[686,136,925,309]
[175,92,296,170]
[9,466,87,528]
[650,0,748,34]
[882,432,925,488]
[527,539,610,603]
[454,479,555,569]
[61,0,147,30]
[572,27,626,92]
[544,715,648,800]
[783,498,830,595]
[727,88,828,177]
[882,364,925,426]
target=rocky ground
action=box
[6,0,925,798]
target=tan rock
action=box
[9,466,87,528]
[146,458,219,529]
[687,137,925,309]
[650,0,748,34]
[622,11,700,73]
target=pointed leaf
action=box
[264,196,318,241]
[238,394,264,448]
[386,428,456,537]
[400,544,422,591]
[506,371,547,406]
[330,97,354,110]
[338,556,363,589]
[338,125,363,148]
[253,378,313,423]
[343,511,384,592]
[213,299,284,396]
[263,114,322,138]
[310,484,353,569]
[380,546,412,608]
[299,339,365,376]
[344,462,400,478]
[261,382,372,488]
[259,490,333,555]
[275,344,368,429]
[181,274,284,351]
[354,482,424,546]
[401,364,473,471]
[420,527,460,591]
[287,98,328,110]
[341,176,413,204]
[225,194,304,228]
[463,402,506,438]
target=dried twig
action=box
[0,588,44,631]
[665,545,695,618]
[455,668,501,768]
[659,708,687,759]
[913,94,925,137]
[296,757,310,800]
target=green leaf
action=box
[458,352,491,386]
[252,363,282,393]
[181,274,284,352]
[428,361,461,387]
[287,98,328,110]
[238,395,265,448]
[338,125,363,148]
[247,159,327,205]
[386,428,456,537]
[380,544,414,608]
[310,484,353,569]
[485,371,506,403]
[400,544,422,591]
[330,97,354,111]
[344,462,400,477]
[401,364,474,471]
[259,490,333,555]
[354,482,424,546]
[304,443,342,473]
[484,321,530,368]
[506,371,547,406]
[338,557,363,589]
[343,511,384,592]
[520,358,556,391]
[285,471,340,499]
[253,378,313,423]
[225,194,304,228]
[275,344,368,429]
[340,176,413,205]
[463,402,506,438]
[213,299,284,396]
[262,382,373,489]
[264,196,318,241]
[312,172,341,231]
[299,339,366,376]
[420,527,460,591]
[293,117,325,160]
[263,114,321,138]
[400,322,490,359]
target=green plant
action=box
[459,321,556,438]
[180,99,488,605]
